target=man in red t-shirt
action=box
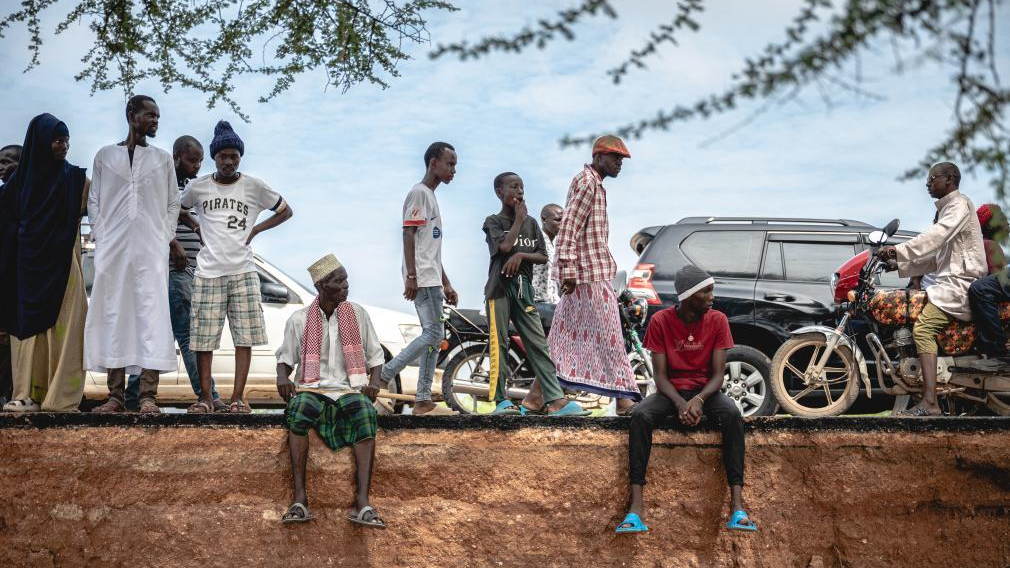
[616,265,756,534]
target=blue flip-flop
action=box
[547,400,592,417]
[492,400,520,415]
[615,512,649,534]
[726,510,757,532]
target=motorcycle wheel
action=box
[770,333,860,417]
[442,345,525,415]
[629,354,655,398]
[984,392,1010,416]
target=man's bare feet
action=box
[543,399,567,413]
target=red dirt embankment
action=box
[1,419,1008,568]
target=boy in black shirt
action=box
[482,173,589,416]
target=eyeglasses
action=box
[927,173,951,184]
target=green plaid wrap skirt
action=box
[285,392,377,450]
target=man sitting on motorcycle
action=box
[967,204,1010,367]
[616,265,754,534]
[877,162,986,417]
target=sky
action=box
[1,0,1007,313]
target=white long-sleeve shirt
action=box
[896,190,986,321]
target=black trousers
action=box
[628,391,745,487]
[968,274,1010,356]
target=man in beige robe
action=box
[878,162,986,416]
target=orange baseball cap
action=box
[591,135,631,158]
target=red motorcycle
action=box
[769,219,1010,417]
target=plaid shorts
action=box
[285,392,378,450]
[190,271,267,351]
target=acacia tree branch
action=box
[606,0,705,84]
[428,0,616,60]
[0,0,458,121]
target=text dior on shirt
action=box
[514,235,537,248]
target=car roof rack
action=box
[676,217,873,227]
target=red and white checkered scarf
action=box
[299,297,367,386]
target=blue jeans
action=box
[381,286,443,402]
[969,273,1010,356]
[126,270,219,407]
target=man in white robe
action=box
[85,95,179,414]
[878,162,986,417]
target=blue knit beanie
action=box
[210,120,244,158]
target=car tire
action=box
[722,345,777,417]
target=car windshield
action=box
[256,256,312,294]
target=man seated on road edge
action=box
[275,253,386,528]
[616,265,755,534]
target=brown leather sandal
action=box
[92,399,125,413]
[186,401,213,414]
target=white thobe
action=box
[84,144,179,373]
[895,190,986,321]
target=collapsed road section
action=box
[1,415,1008,567]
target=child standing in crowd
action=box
[482,173,589,416]
[182,121,293,413]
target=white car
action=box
[81,247,430,406]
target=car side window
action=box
[680,231,764,279]
[781,243,858,282]
[761,242,784,280]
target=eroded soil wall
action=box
[1,419,1008,568]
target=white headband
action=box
[677,277,715,302]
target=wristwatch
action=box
[406,274,417,280]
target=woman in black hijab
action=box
[0,113,89,412]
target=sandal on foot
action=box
[212,399,229,412]
[492,400,520,415]
[895,404,941,417]
[228,401,252,414]
[139,400,161,415]
[615,512,649,534]
[186,401,213,414]
[727,510,757,532]
[518,404,544,416]
[2,399,40,413]
[414,405,458,416]
[92,399,125,413]
[347,505,386,529]
[616,403,638,416]
[282,502,314,524]
[547,401,592,417]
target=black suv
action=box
[626,217,916,416]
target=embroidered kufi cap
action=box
[308,254,343,284]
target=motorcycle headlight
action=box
[829,272,839,297]
[398,323,422,345]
